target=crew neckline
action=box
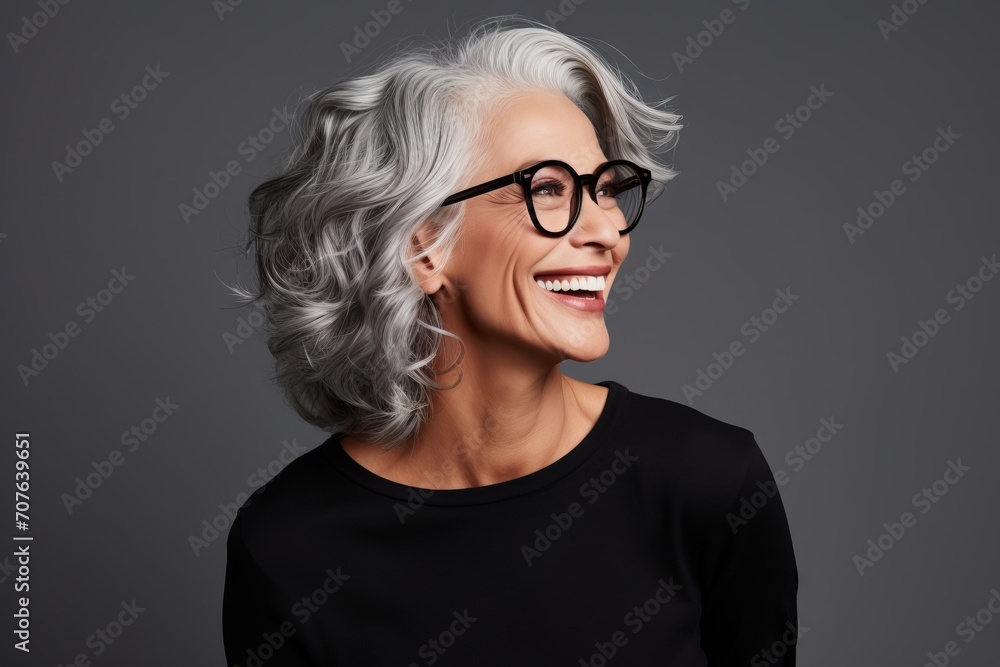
[321,380,628,506]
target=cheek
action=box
[610,241,630,273]
[617,234,631,258]
[456,205,554,299]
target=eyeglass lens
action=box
[528,163,643,234]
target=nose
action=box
[568,188,623,246]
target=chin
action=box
[556,337,610,363]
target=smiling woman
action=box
[223,14,798,666]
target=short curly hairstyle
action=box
[230,15,682,451]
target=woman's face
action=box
[431,88,630,365]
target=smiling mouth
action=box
[533,275,606,300]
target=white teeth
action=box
[535,275,606,293]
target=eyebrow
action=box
[513,158,543,172]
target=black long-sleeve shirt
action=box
[222,380,799,665]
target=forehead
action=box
[482,89,607,173]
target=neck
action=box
[354,361,594,489]
[407,368,584,488]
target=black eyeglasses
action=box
[440,159,653,237]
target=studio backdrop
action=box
[2,0,998,665]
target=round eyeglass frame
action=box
[440,159,653,238]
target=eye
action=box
[531,180,567,198]
[596,178,619,198]
[597,175,639,199]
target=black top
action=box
[222,380,799,666]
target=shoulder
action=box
[618,386,765,514]
[622,386,757,460]
[230,434,343,550]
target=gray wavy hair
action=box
[230,15,682,451]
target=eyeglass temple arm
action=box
[441,173,518,206]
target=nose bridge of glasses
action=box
[580,173,600,204]
[574,176,623,232]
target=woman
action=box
[224,15,798,666]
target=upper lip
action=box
[533,265,612,278]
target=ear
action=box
[408,219,449,300]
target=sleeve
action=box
[222,513,313,666]
[699,435,800,666]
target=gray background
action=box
[2,0,998,664]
